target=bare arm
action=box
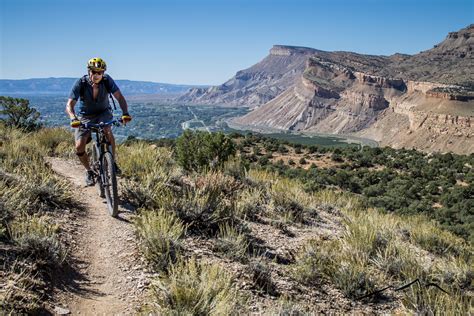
[113,90,129,114]
[66,99,78,119]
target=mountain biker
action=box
[66,57,132,186]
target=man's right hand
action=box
[70,118,81,128]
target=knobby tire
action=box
[102,151,119,217]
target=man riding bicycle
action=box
[66,57,132,186]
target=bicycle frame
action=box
[82,119,121,216]
[84,120,118,166]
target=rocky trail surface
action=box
[47,158,147,315]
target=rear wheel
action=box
[102,151,119,217]
[92,145,105,198]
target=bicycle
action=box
[81,119,122,217]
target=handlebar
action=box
[81,119,123,129]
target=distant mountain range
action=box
[0,77,205,95]
[179,24,474,154]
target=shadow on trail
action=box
[51,257,105,299]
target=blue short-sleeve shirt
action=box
[69,74,120,116]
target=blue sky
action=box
[1,0,472,85]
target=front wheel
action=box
[92,145,105,198]
[101,151,119,217]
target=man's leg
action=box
[75,135,91,170]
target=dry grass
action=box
[134,209,186,271]
[115,140,473,314]
[147,257,242,315]
[0,126,78,313]
[214,223,249,262]
[0,259,44,313]
[293,192,472,310]
[235,187,266,220]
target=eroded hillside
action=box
[231,25,474,154]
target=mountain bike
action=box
[82,119,122,217]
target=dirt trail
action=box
[48,158,147,315]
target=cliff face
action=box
[234,25,474,154]
[235,57,407,134]
[234,47,473,153]
[176,45,320,107]
[182,25,474,154]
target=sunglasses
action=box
[90,70,104,75]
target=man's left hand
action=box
[121,113,132,125]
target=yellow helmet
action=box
[87,57,107,71]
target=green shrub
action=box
[175,130,235,172]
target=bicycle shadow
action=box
[98,197,137,223]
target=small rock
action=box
[54,306,71,315]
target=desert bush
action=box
[214,223,249,262]
[401,286,472,315]
[0,172,74,215]
[293,238,330,285]
[119,144,183,208]
[249,259,277,295]
[332,261,379,299]
[122,169,175,209]
[430,257,473,290]
[9,215,65,268]
[268,297,318,315]
[235,188,266,220]
[369,242,424,282]
[134,209,186,271]
[118,143,178,181]
[294,237,378,299]
[148,257,242,315]
[245,169,279,188]
[30,127,74,157]
[170,171,239,235]
[0,125,76,313]
[0,259,44,313]
[222,156,247,180]
[268,178,315,223]
[341,209,396,262]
